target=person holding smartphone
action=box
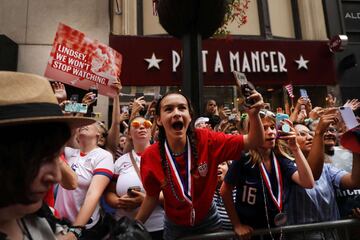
[286,110,360,240]
[289,96,312,124]
[105,116,165,239]
[221,110,314,240]
[135,87,265,240]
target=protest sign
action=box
[45,23,122,97]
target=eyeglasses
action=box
[259,109,276,118]
[131,120,152,129]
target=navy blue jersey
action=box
[225,152,297,229]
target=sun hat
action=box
[0,71,95,127]
[195,117,209,127]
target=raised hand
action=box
[344,99,360,112]
[309,107,325,120]
[111,78,122,95]
[51,82,67,103]
[245,89,264,116]
[315,108,338,135]
[130,96,146,120]
[81,92,97,106]
[116,111,129,124]
[278,119,299,151]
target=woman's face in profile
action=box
[28,157,62,208]
[2,156,62,217]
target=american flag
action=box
[284,83,294,98]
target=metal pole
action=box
[181,32,203,117]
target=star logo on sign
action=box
[295,55,309,70]
[144,53,163,70]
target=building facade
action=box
[1,0,358,122]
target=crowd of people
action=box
[0,70,359,240]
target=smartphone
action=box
[89,86,98,106]
[64,102,88,114]
[299,88,308,98]
[233,71,255,107]
[276,113,290,134]
[121,105,129,114]
[339,107,359,130]
[127,186,141,197]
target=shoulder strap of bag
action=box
[129,151,141,180]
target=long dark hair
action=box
[155,92,198,201]
[0,122,71,208]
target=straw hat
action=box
[0,71,95,127]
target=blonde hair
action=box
[249,114,294,165]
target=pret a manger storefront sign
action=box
[171,50,287,73]
[109,35,336,86]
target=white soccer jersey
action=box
[55,147,114,229]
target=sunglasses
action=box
[131,120,152,129]
[259,109,276,118]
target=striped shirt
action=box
[213,187,237,230]
[286,163,347,225]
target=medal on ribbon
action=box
[259,152,287,226]
[165,137,196,226]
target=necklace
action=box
[260,172,283,240]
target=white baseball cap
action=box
[195,117,209,127]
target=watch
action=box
[69,227,83,239]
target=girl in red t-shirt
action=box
[136,91,265,240]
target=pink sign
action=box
[45,23,122,97]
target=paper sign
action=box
[45,23,122,97]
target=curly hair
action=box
[155,92,198,200]
[0,122,71,208]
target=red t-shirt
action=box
[141,128,244,226]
